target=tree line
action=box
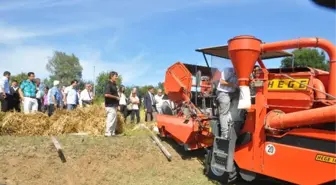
[10,48,328,97]
[10,51,164,98]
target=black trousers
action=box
[11,101,21,112]
[37,98,42,112]
[48,104,59,117]
[1,94,12,112]
[130,109,140,123]
[42,104,48,113]
[119,105,128,118]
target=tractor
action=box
[156,35,336,184]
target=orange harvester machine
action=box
[156,35,336,185]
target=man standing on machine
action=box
[210,66,244,181]
[216,67,239,139]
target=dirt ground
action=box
[0,129,289,185]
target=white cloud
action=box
[0,0,251,86]
[0,20,120,44]
[79,50,153,85]
[0,45,54,78]
[0,43,155,86]
[0,0,90,11]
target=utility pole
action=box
[93,66,96,96]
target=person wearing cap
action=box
[47,80,61,116]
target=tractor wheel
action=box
[204,148,238,184]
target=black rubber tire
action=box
[204,148,238,185]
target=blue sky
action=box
[0,0,335,86]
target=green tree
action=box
[46,51,83,86]
[157,82,164,92]
[124,86,133,97]
[138,85,151,97]
[95,71,122,96]
[11,72,28,85]
[280,48,329,71]
[78,80,94,91]
[43,78,53,88]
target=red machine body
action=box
[156,35,336,185]
[157,62,215,150]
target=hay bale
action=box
[0,112,50,136]
[0,105,126,136]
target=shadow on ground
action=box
[160,137,292,185]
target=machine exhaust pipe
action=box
[265,105,336,130]
[261,38,336,99]
[312,78,326,100]
[227,35,336,130]
[228,35,336,111]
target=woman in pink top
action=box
[42,87,49,113]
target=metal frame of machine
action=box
[156,35,336,185]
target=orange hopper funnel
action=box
[228,35,262,86]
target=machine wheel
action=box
[204,148,238,184]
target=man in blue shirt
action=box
[47,80,61,116]
[19,72,38,114]
[0,71,11,112]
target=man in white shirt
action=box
[154,89,164,114]
[0,71,11,112]
[216,67,239,139]
[64,80,79,110]
[35,78,45,112]
[212,66,245,175]
[80,83,94,107]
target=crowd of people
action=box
[103,71,171,137]
[0,71,94,116]
[0,70,170,137]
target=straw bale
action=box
[0,105,125,136]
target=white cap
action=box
[53,80,60,86]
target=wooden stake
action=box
[51,136,67,163]
[140,124,172,161]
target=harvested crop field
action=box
[0,133,290,185]
[0,133,215,185]
[0,106,289,185]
